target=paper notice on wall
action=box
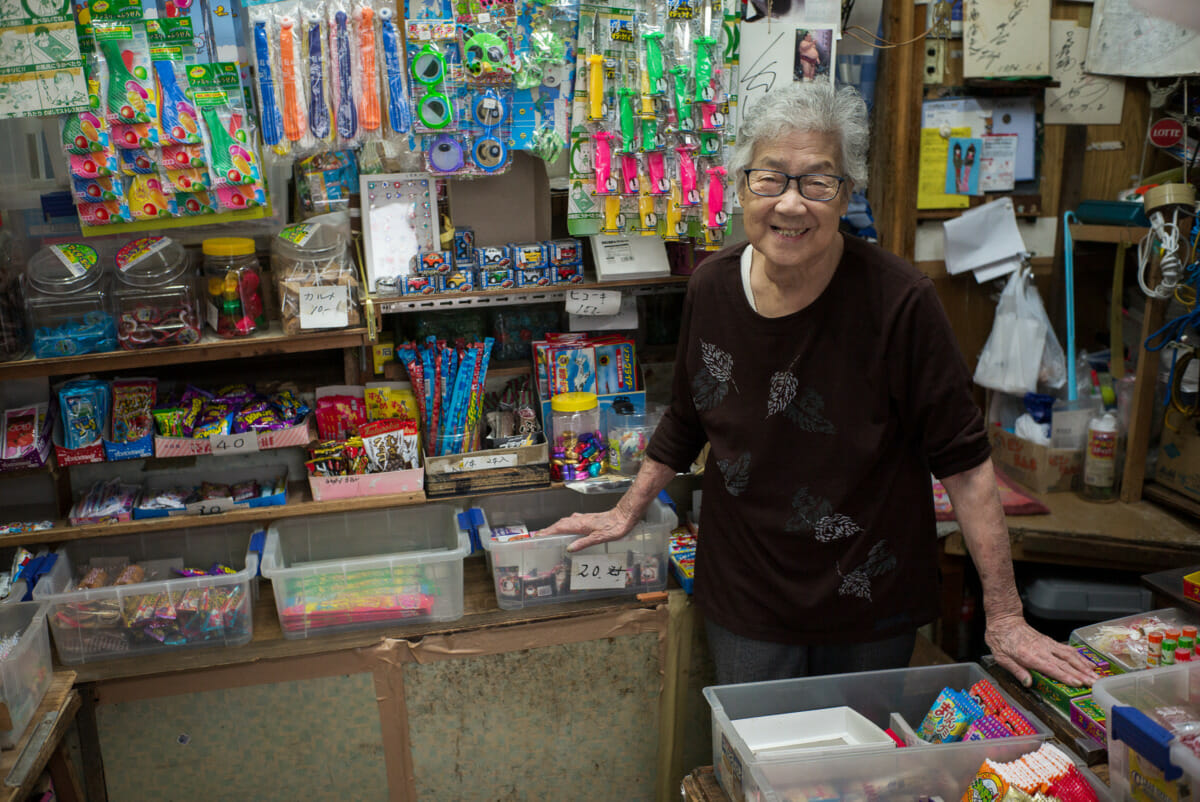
[918,127,971,210]
[1045,21,1125,125]
[980,133,1017,192]
[1086,0,1200,78]
[943,198,1027,276]
[0,0,87,119]
[963,0,1051,79]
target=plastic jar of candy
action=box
[606,401,662,476]
[270,217,360,335]
[24,243,118,358]
[113,236,201,350]
[550,392,605,480]
[201,237,264,338]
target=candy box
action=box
[478,268,515,290]
[439,270,476,293]
[33,525,259,664]
[514,267,551,288]
[475,246,511,269]
[1185,571,1200,604]
[546,238,583,266]
[0,403,52,471]
[509,242,546,270]
[1070,696,1107,746]
[1030,669,1093,715]
[551,263,585,284]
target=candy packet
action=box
[111,378,156,442]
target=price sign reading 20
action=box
[569,554,627,590]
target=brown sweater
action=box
[647,236,990,644]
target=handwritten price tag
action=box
[185,497,236,516]
[209,433,260,455]
[444,453,518,473]
[569,554,627,590]
[300,285,350,329]
[565,289,621,317]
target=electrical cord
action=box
[1139,207,1186,299]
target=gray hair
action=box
[729,82,869,192]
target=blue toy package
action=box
[58,379,110,450]
[514,267,550,287]
[509,241,546,270]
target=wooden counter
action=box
[0,672,81,802]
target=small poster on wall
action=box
[945,136,983,196]
[0,0,88,119]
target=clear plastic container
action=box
[0,602,51,749]
[24,243,118,358]
[0,242,26,361]
[469,487,675,610]
[113,236,202,350]
[201,237,264,339]
[703,663,1053,802]
[32,525,258,664]
[550,391,604,480]
[261,505,470,639]
[270,217,361,336]
[606,401,662,476]
[1069,607,1199,672]
[744,739,1114,802]
[1092,662,1200,802]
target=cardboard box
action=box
[989,428,1082,493]
[1155,424,1200,503]
[154,415,312,458]
[1030,669,1092,715]
[308,467,424,501]
[1069,696,1107,746]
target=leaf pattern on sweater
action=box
[783,387,835,433]
[766,371,799,418]
[836,540,898,602]
[717,452,751,496]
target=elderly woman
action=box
[539,82,1097,688]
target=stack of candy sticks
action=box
[396,336,494,456]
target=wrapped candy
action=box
[59,379,109,449]
[111,378,156,442]
[919,687,984,743]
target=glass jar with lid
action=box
[270,216,361,335]
[113,236,201,350]
[201,237,265,339]
[550,392,606,481]
[24,243,118,359]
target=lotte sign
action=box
[1149,119,1185,148]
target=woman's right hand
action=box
[535,508,638,553]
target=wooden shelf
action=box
[1,479,574,549]
[0,324,369,381]
[1068,223,1150,245]
[373,275,690,313]
[68,557,660,683]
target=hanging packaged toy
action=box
[355,0,384,140]
[459,22,519,84]
[250,10,288,157]
[93,17,158,130]
[407,24,459,134]
[305,4,334,144]
[154,55,200,146]
[329,0,362,147]
[378,7,412,136]
[189,63,263,189]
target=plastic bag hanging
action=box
[974,267,1057,395]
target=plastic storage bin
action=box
[261,505,470,639]
[467,487,675,610]
[24,243,118,358]
[704,663,1053,802]
[32,525,259,664]
[1070,607,1199,672]
[0,602,51,749]
[112,236,201,349]
[743,739,1114,802]
[1092,662,1200,802]
[270,217,361,335]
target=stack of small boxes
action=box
[402,230,586,296]
[1030,643,1118,747]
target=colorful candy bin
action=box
[704,663,1053,802]
[1092,662,1200,802]
[33,525,259,664]
[0,603,52,749]
[261,505,470,639]
[465,487,674,611]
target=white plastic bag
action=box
[974,268,1064,394]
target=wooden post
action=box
[1121,252,1166,503]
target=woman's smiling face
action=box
[738,129,850,275]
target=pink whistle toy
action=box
[676,145,698,206]
[620,153,640,195]
[593,131,615,194]
[706,166,726,228]
[647,151,668,195]
[700,102,723,132]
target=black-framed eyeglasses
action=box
[743,169,846,201]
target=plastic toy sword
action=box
[358,6,381,131]
[587,11,605,121]
[278,16,305,142]
[306,10,331,139]
[252,21,283,146]
[379,8,411,133]
[334,10,358,139]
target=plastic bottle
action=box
[1147,630,1163,666]
[1081,411,1119,501]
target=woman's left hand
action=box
[985,614,1099,688]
